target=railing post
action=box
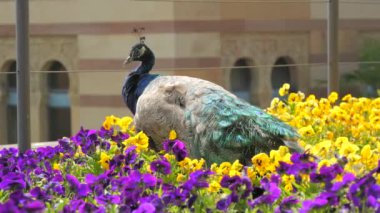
[327,0,339,94]
[16,0,31,152]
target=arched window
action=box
[230,58,254,102]
[44,61,71,141]
[271,57,297,97]
[2,60,17,144]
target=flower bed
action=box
[0,85,379,212]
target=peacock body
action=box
[122,40,302,165]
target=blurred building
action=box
[0,0,379,144]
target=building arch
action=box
[271,56,298,97]
[230,58,256,103]
[0,60,17,144]
[41,60,71,141]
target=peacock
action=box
[122,37,303,165]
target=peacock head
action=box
[124,36,154,65]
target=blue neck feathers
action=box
[122,53,158,114]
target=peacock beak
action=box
[123,56,133,65]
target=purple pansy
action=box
[275,196,299,213]
[125,146,138,165]
[182,170,213,191]
[30,187,52,201]
[249,176,281,208]
[0,172,26,190]
[95,194,121,205]
[300,198,328,213]
[220,175,241,189]
[150,158,171,175]
[163,139,188,161]
[216,196,232,211]
[163,139,176,153]
[66,174,91,198]
[138,195,165,213]
[172,140,188,161]
[330,172,355,192]
[347,166,380,210]
[133,203,156,213]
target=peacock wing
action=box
[185,85,300,163]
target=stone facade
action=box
[1,1,380,144]
[222,33,309,106]
[0,37,78,143]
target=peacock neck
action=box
[135,53,155,75]
[123,54,158,114]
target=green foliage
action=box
[343,39,380,96]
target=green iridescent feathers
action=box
[184,88,299,163]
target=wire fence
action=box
[1,61,380,74]
[132,0,380,4]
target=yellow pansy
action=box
[311,107,323,117]
[178,158,205,173]
[282,174,295,192]
[210,163,218,173]
[360,145,372,160]
[342,94,352,102]
[194,158,205,171]
[319,98,331,112]
[164,153,176,161]
[288,93,300,103]
[102,119,112,130]
[334,137,349,148]
[178,158,192,169]
[339,141,359,157]
[118,116,133,132]
[297,91,305,100]
[279,83,290,96]
[246,167,257,180]
[123,131,149,152]
[328,92,338,103]
[375,173,380,184]
[53,163,60,171]
[169,130,177,140]
[98,152,110,170]
[208,180,221,193]
[252,153,273,175]
[229,169,241,177]
[270,97,280,106]
[306,94,316,102]
[176,173,186,182]
[231,160,243,171]
[326,131,334,140]
[218,162,232,176]
[103,115,120,130]
[311,140,332,157]
[372,98,380,108]
[270,146,290,167]
[298,125,315,137]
